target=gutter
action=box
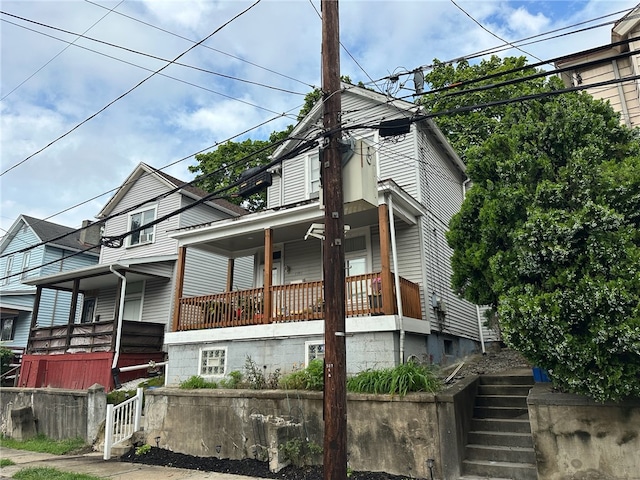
[109,265,127,370]
[387,194,405,364]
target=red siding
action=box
[18,352,166,390]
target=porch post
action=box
[111,276,124,351]
[263,228,273,324]
[378,203,394,315]
[171,246,187,332]
[226,258,235,292]
[65,279,80,351]
[27,286,43,353]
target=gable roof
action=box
[96,163,246,218]
[270,83,465,174]
[0,215,100,255]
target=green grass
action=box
[0,435,87,455]
[0,458,16,467]
[13,467,102,480]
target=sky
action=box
[1,0,638,236]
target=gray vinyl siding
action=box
[183,249,229,296]
[282,238,323,284]
[140,278,174,327]
[35,289,70,327]
[179,198,229,229]
[11,311,32,348]
[266,170,282,208]
[95,286,118,323]
[281,152,307,205]
[100,174,181,264]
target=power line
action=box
[84,0,316,91]
[0,0,262,178]
[0,0,125,101]
[0,11,307,97]
[449,0,544,64]
[0,18,302,120]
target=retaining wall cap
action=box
[527,384,640,407]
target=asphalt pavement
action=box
[0,448,261,480]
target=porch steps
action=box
[460,373,537,480]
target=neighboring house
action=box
[19,163,248,390]
[164,84,489,386]
[556,3,640,128]
[0,215,100,384]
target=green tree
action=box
[447,91,640,401]
[189,128,291,212]
[420,55,560,162]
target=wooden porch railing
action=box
[176,273,423,331]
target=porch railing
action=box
[177,273,422,331]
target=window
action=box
[128,207,156,246]
[305,340,325,366]
[1,317,15,341]
[308,151,320,197]
[2,255,14,285]
[80,298,96,323]
[21,251,31,280]
[200,347,227,376]
[123,281,144,321]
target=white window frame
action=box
[305,340,325,367]
[199,347,227,377]
[306,151,320,199]
[1,316,16,341]
[127,205,157,247]
[123,280,145,322]
[21,251,31,280]
[2,255,14,285]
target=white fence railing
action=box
[103,387,143,460]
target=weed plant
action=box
[179,375,218,389]
[347,362,442,396]
[279,359,324,391]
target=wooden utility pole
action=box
[321,1,347,479]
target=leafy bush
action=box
[106,390,137,405]
[279,438,322,466]
[347,362,442,396]
[0,347,13,376]
[279,359,324,391]
[218,370,243,389]
[179,376,218,389]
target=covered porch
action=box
[170,181,428,332]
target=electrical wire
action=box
[83,0,316,91]
[0,0,125,102]
[450,0,544,63]
[0,11,307,97]
[0,0,263,178]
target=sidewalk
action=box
[0,448,261,480]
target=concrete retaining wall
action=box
[0,384,107,444]
[528,384,640,480]
[143,386,462,479]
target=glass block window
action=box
[306,341,325,366]
[200,348,226,376]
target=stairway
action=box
[460,373,537,480]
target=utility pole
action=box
[321,1,347,479]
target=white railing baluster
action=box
[103,387,144,460]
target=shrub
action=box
[279,359,324,391]
[244,356,280,389]
[218,370,243,389]
[179,375,218,389]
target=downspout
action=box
[387,194,404,364]
[110,265,127,370]
[612,60,632,127]
[462,178,486,355]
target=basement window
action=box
[305,340,325,367]
[200,347,227,376]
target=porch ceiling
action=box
[172,201,384,257]
[23,262,173,292]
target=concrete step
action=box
[475,395,528,408]
[468,430,534,448]
[471,418,532,434]
[479,374,534,386]
[466,444,536,464]
[478,384,532,396]
[462,459,537,480]
[474,405,529,419]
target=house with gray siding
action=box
[164,84,489,385]
[19,163,247,390]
